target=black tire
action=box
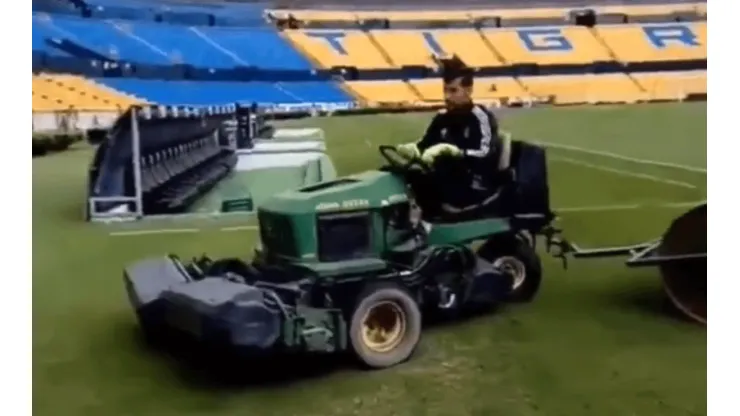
[348,283,422,369]
[477,233,542,302]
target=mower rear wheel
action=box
[478,233,542,302]
[349,283,422,369]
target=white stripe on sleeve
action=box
[467,105,492,158]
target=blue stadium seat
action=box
[279,82,353,103]
[80,0,270,26]
[198,27,314,70]
[33,14,77,56]
[96,79,353,106]
[130,23,239,68]
[33,0,78,15]
[50,15,173,64]
[33,14,314,70]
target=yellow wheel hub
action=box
[361,301,406,353]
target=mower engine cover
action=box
[125,256,282,350]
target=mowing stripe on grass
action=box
[107,200,705,236]
[537,141,707,174]
[551,156,698,189]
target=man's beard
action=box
[446,100,473,112]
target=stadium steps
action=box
[365,30,398,68]
[476,28,531,96]
[336,82,367,105]
[188,26,248,66]
[280,30,324,69]
[587,27,647,94]
[406,81,426,103]
[88,78,147,104]
[108,20,171,62]
[631,71,707,101]
[344,80,422,107]
[518,73,646,105]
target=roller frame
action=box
[544,203,707,325]
[565,239,707,268]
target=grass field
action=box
[33,102,707,416]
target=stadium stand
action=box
[34,14,314,70]
[595,22,707,64]
[268,2,706,25]
[284,30,394,69]
[410,77,528,103]
[32,0,707,119]
[345,81,421,107]
[479,27,614,66]
[33,73,142,111]
[632,70,707,101]
[370,30,504,68]
[93,78,352,106]
[519,73,647,105]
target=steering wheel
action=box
[378,145,431,175]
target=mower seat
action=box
[507,140,552,216]
[430,137,551,224]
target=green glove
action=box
[421,143,463,165]
[396,142,420,159]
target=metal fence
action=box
[166,0,702,9]
[254,0,701,10]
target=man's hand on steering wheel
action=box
[379,144,430,174]
[396,142,421,160]
[421,143,463,166]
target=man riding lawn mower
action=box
[395,56,516,221]
[123,58,558,370]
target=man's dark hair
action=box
[440,56,474,87]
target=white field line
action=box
[557,200,703,213]
[383,112,706,173]
[109,228,200,237]
[220,225,259,232]
[536,140,707,174]
[550,156,698,189]
[107,200,706,236]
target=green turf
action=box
[33,102,707,416]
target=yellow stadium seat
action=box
[470,7,570,20]
[695,3,707,16]
[409,79,445,103]
[409,77,527,102]
[370,29,503,68]
[32,93,61,112]
[284,30,391,69]
[344,81,420,106]
[356,10,473,22]
[519,74,646,105]
[596,23,706,63]
[268,4,706,23]
[32,74,141,112]
[269,10,358,22]
[482,26,612,66]
[632,71,707,101]
[594,3,705,17]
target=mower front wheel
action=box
[348,283,422,369]
[478,233,542,302]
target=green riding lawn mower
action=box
[124,139,707,370]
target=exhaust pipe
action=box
[657,204,706,324]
